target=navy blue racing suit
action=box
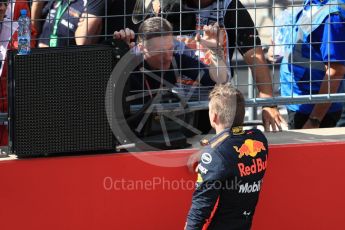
[186,127,268,230]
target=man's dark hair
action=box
[137,17,173,43]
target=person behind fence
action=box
[184,82,268,230]
[112,0,286,132]
[269,0,345,129]
[114,17,228,141]
[114,16,229,96]
[31,0,108,47]
[0,0,37,146]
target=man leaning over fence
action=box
[270,0,345,129]
[114,16,229,92]
[114,17,229,139]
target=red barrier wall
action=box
[1,142,345,230]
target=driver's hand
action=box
[113,28,135,48]
[262,106,287,132]
[187,151,202,173]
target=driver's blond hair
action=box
[209,83,245,128]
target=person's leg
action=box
[288,109,341,129]
[320,111,342,128]
[336,105,345,127]
[287,110,309,129]
[336,80,345,127]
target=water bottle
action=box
[18,9,31,55]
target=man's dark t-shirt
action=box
[128,52,215,105]
[39,0,107,47]
[125,51,215,137]
[107,0,260,61]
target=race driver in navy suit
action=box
[185,83,268,230]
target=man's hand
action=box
[113,28,135,48]
[152,0,161,15]
[187,151,202,173]
[262,106,286,132]
[243,47,287,132]
[195,23,229,84]
[304,62,345,129]
[196,23,224,54]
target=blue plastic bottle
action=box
[18,9,31,55]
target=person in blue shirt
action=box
[278,0,345,129]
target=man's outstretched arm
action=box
[244,47,286,132]
[303,63,345,129]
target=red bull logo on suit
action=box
[238,159,267,177]
[234,139,267,177]
[233,139,266,158]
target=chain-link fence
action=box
[1,0,345,126]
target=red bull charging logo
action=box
[233,139,266,158]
